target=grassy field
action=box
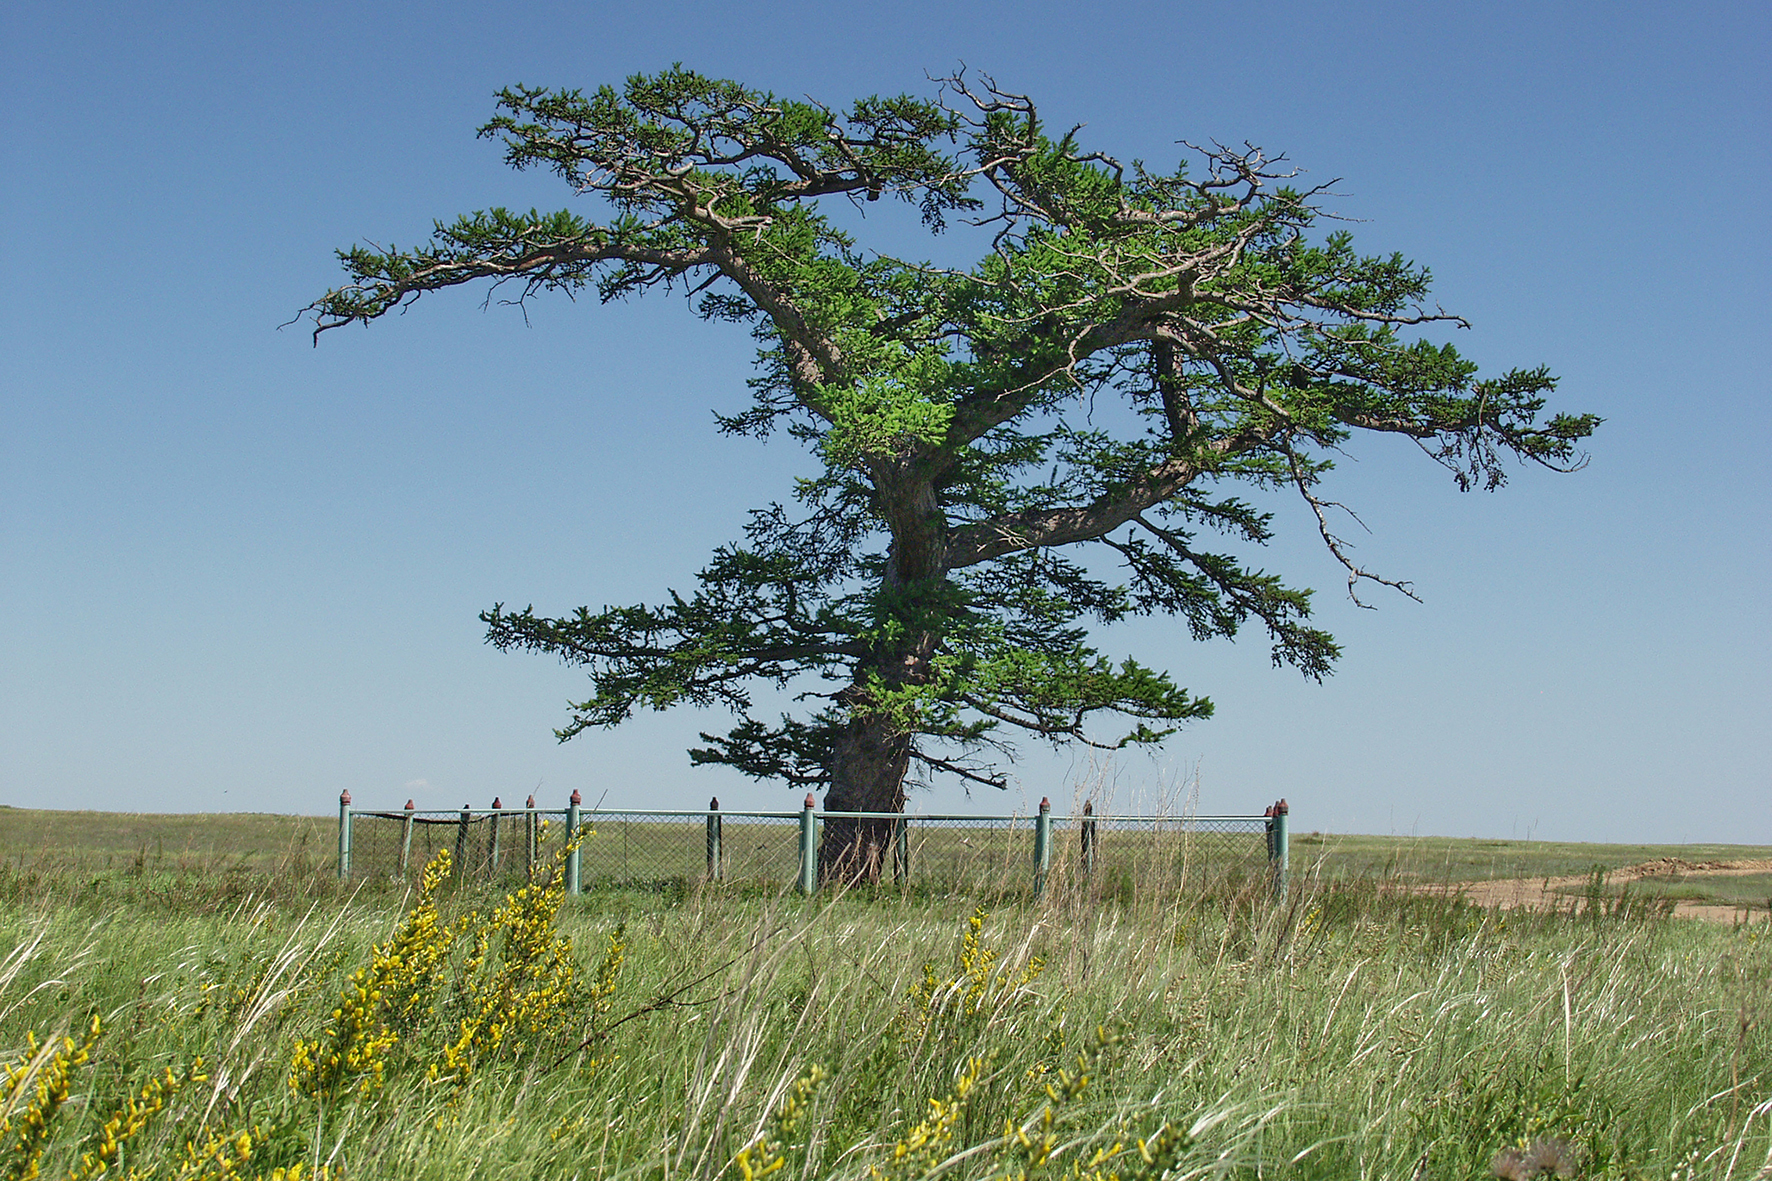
[1548,871,1772,912]
[1,808,1769,1178]
[0,806,334,874]
[8,805,1770,886]
[1288,831,1772,884]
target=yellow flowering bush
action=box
[0,1015,260,1181]
[729,1063,825,1181]
[902,907,1044,1041]
[431,873,582,1088]
[162,1128,255,1181]
[996,1027,1197,1181]
[870,1055,987,1181]
[868,1027,1195,1181]
[3,1017,100,1181]
[290,849,463,1101]
[73,1061,193,1181]
[295,829,623,1102]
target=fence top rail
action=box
[356,808,572,821]
[810,811,1271,823]
[1077,814,1272,824]
[354,806,1271,824]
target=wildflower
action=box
[902,908,1043,1040]
[166,1127,254,1181]
[731,1063,825,1181]
[2,1014,100,1181]
[291,848,461,1101]
[589,925,626,1017]
[872,1057,987,1181]
[72,1059,195,1181]
[430,847,586,1086]
[1000,1027,1121,1181]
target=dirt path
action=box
[1450,858,1772,923]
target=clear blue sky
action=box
[2,0,1767,842]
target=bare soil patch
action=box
[1451,857,1772,922]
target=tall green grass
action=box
[1,855,1767,1179]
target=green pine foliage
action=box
[307,68,1600,800]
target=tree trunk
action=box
[817,466,944,884]
[818,712,910,884]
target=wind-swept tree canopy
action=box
[306,68,1598,878]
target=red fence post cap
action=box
[804,793,817,809]
[570,790,582,806]
[339,790,351,806]
[525,794,535,809]
[1082,800,1093,815]
[492,797,502,809]
[1276,798,1289,815]
[709,797,720,810]
[404,799,415,811]
[1039,797,1050,811]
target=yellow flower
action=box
[901,908,1044,1040]
[2,1014,100,1180]
[731,1064,825,1181]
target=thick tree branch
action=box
[945,455,1201,567]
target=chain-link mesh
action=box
[706,814,802,886]
[1053,814,1271,899]
[344,806,1275,895]
[350,809,570,883]
[578,811,795,888]
[890,815,1035,894]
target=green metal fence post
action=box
[798,794,818,895]
[524,794,538,881]
[892,816,909,885]
[398,799,415,878]
[337,790,352,880]
[1273,798,1290,902]
[1033,797,1052,897]
[1079,800,1096,880]
[706,797,723,882]
[455,804,470,878]
[489,796,503,874]
[565,790,582,896]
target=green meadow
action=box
[8,805,1769,885]
[1,807,1769,1179]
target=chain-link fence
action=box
[336,794,1292,898]
[346,807,571,885]
[1056,809,1279,899]
[889,814,1036,895]
[577,810,802,887]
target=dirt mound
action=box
[1617,857,1733,878]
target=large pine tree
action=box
[307,69,1598,880]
